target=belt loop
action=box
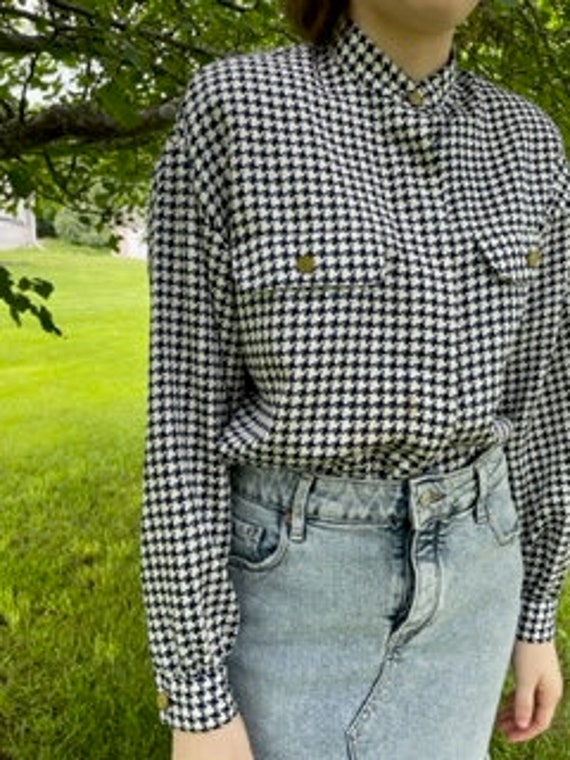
[289,471,314,543]
[474,456,488,524]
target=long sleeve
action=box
[141,76,246,731]
[504,155,570,642]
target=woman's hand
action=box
[172,714,254,760]
[496,640,563,743]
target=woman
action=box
[142,0,569,758]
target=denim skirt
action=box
[226,445,523,760]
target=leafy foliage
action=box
[0,263,62,335]
[0,0,291,217]
[458,0,569,140]
[54,206,113,246]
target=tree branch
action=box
[0,29,56,55]
[45,0,100,21]
[0,21,225,62]
[19,51,42,122]
[0,100,181,160]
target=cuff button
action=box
[156,691,170,711]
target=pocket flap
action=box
[233,234,387,292]
[475,228,543,284]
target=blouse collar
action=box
[326,13,458,110]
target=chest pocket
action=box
[232,234,389,390]
[468,226,544,358]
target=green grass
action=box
[0,240,169,759]
[0,240,568,758]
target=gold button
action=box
[156,691,169,711]
[296,252,317,274]
[527,248,543,268]
[418,488,444,508]
[408,89,425,107]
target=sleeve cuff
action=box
[516,596,557,642]
[156,664,239,732]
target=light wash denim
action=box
[226,445,523,760]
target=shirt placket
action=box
[385,103,460,463]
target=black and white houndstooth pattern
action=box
[142,13,569,731]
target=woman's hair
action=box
[283,0,350,46]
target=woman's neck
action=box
[346,5,455,81]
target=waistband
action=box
[228,444,508,535]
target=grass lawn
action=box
[0,240,169,758]
[0,239,568,758]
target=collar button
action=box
[408,88,425,108]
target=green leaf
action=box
[37,305,63,336]
[11,292,30,314]
[8,305,22,326]
[33,279,55,300]
[0,266,14,294]
[2,265,61,334]
[108,233,121,252]
[7,168,34,199]
[97,82,142,129]
[27,278,55,300]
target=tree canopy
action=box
[0,0,293,221]
[1,0,568,220]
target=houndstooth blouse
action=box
[142,13,569,732]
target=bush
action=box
[54,207,113,247]
[36,215,57,238]
[35,197,59,238]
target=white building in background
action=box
[0,201,148,258]
[0,204,37,250]
[115,214,148,260]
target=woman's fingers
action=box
[495,640,563,744]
